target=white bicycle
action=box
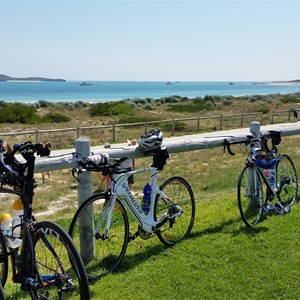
[69,148,195,279]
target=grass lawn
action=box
[3,135,300,299]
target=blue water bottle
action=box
[142,183,151,214]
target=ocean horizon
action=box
[1,81,300,103]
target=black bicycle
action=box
[0,141,90,299]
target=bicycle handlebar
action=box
[72,153,129,180]
[223,136,260,156]
[4,142,43,164]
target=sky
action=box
[1,0,300,82]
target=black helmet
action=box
[137,129,163,152]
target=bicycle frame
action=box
[98,166,181,238]
[246,152,284,205]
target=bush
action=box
[0,102,42,124]
[280,95,300,104]
[89,102,133,116]
[43,113,71,123]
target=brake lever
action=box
[223,139,236,156]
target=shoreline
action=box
[1,91,300,106]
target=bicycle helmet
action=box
[137,129,163,152]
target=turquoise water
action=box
[1,81,300,103]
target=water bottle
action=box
[269,168,276,188]
[0,212,13,237]
[264,168,275,189]
[142,183,151,214]
[12,197,23,238]
[0,212,22,249]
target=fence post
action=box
[271,111,275,124]
[241,113,244,127]
[35,130,39,143]
[197,117,200,131]
[172,119,175,136]
[112,124,116,142]
[75,137,94,263]
[220,115,223,130]
[77,127,80,138]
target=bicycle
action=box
[0,141,90,299]
[69,147,195,279]
[225,130,298,227]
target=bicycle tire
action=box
[155,176,195,246]
[69,194,129,279]
[27,221,90,300]
[0,231,8,288]
[276,154,298,206]
[238,165,264,227]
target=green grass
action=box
[2,136,300,299]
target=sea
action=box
[1,81,300,103]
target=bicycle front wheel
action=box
[0,231,8,288]
[69,194,129,279]
[155,176,195,246]
[29,221,90,300]
[276,154,298,206]
[238,165,264,227]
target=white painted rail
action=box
[33,122,300,173]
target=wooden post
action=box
[112,124,116,142]
[172,119,175,136]
[75,137,94,263]
[35,130,39,143]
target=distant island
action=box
[252,79,300,85]
[0,74,66,82]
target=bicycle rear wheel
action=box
[238,165,264,227]
[0,231,8,288]
[28,221,90,300]
[155,176,195,246]
[69,194,129,279]
[276,154,298,206]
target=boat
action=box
[79,81,93,86]
[229,82,234,85]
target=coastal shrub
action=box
[89,102,133,116]
[43,113,71,123]
[142,103,153,110]
[0,102,42,124]
[37,100,53,108]
[280,95,300,104]
[223,100,233,106]
[166,98,215,113]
